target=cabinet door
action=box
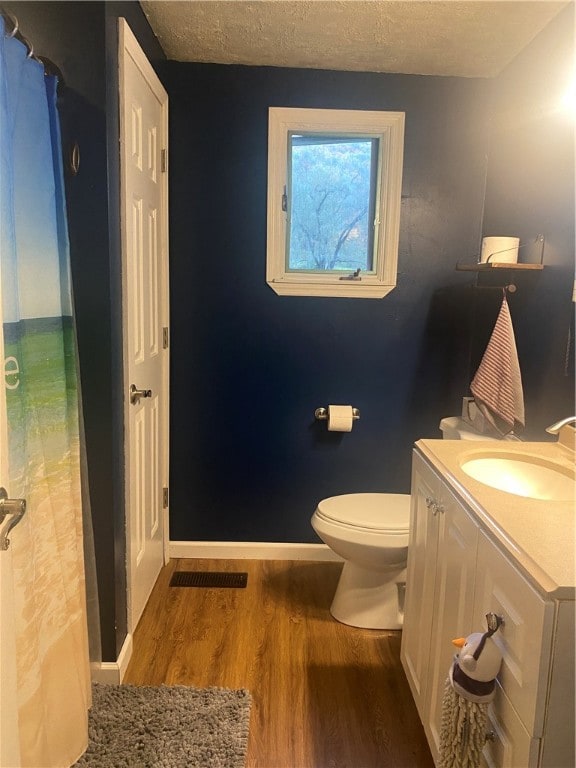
[481,687,540,768]
[473,532,554,738]
[400,452,440,719]
[426,486,479,760]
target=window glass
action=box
[287,135,378,274]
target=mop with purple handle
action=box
[438,613,504,768]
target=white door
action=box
[119,19,169,632]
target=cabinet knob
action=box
[425,496,444,515]
[485,730,497,743]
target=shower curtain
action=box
[0,18,90,767]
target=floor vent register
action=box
[169,571,248,589]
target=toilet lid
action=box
[316,493,410,533]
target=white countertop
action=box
[415,437,576,600]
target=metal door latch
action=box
[0,488,26,550]
[130,384,152,405]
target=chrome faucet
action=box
[546,416,576,434]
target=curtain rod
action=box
[1,8,66,87]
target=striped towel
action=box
[470,296,525,433]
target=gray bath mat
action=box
[73,682,251,767]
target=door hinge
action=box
[163,487,169,508]
[281,185,287,212]
[163,326,169,349]
[161,148,167,173]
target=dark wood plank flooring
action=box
[124,558,434,768]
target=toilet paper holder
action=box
[315,407,360,421]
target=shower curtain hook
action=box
[3,11,19,37]
[20,35,42,65]
[23,37,34,59]
[3,12,43,66]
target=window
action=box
[267,107,405,298]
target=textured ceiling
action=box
[140,1,568,78]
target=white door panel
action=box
[119,19,169,633]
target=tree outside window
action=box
[288,136,377,273]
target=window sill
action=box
[267,279,397,298]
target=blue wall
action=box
[480,6,575,437]
[165,64,492,542]
[165,7,574,544]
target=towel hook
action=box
[473,283,516,294]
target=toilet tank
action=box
[439,416,500,441]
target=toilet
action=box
[312,414,503,630]
[311,493,411,630]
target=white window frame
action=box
[266,107,405,298]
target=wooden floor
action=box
[124,558,434,768]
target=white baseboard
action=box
[90,632,133,685]
[169,540,343,562]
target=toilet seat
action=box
[315,493,410,534]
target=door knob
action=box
[0,487,26,550]
[130,384,152,405]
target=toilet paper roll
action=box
[480,236,520,264]
[327,405,354,432]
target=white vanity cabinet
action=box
[473,532,574,768]
[401,447,575,768]
[401,452,480,760]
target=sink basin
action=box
[460,454,575,501]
